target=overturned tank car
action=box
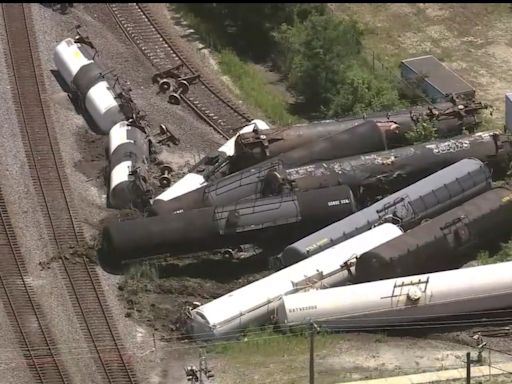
[99,184,358,274]
[275,158,493,268]
[355,186,512,283]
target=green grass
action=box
[217,49,301,126]
[169,4,301,126]
[207,328,342,361]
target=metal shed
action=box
[400,55,475,103]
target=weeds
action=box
[404,119,438,144]
[217,49,301,126]
[477,241,512,265]
[124,262,159,282]
[207,328,343,360]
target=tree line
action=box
[180,4,406,119]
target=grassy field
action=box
[333,3,512,124]
[169,4,301,126]
[216,49,302,126]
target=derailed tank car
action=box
[277,261,512,330]
[154,100,487,207]
[355,187,512,283]
[275,158,492,268]
[153,119,270,203]
[279,131,511,203]
[153,131,511,216]
[188,224,403,340]
[108,121,151,209]
[151,120,400,216]
[99,184,358,274]
[53,37,126,135]
[231,100,489,170]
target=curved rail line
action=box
[2,4,137,383]
[108,3,253,139]
[0,188,69,383]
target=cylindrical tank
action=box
[275,158,492,268]
[99,184,358,274]
[277,260,512,329]
[231,120,397,172]
[53,38,94,86]
[108,121,150,210]
[83,81,125,135]
[150,120,397,216]
[151,131,511,217]
[355,187,512,283]
[188,223,403,340]
[53,38,127,135]
[280,131,509,200]
[152,119,270,204]
[231,102,482,169]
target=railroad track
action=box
[108,3,253,139]
[0,188,70,383]
[2,4,137,383]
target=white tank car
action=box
[189,223,403,340]
[53,38,125,135]
[53,38,94,86]
[278,261,512,329]
[84,81,124,135]
[109,121,150,209]
[154,119,270,202]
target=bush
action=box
[274,15,362,109]
[477,241,512,265]
[404,119,438,144]
[274,15,404,117]
[326,61,405,117]
[176,4,407,120]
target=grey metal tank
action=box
[274,157,493,268]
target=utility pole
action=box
[466,351,471,384]
[309,321,315,384]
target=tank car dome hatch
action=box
[407,286,422,302]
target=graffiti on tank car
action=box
[426,140,470,155]
[286,164,331,180]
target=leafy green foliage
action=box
[274,15,403,117]
[176,3,407,119]
[477,240,512,265]
[176,4,327,61]
[404,119,438,144]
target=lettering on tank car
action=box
[327,199,351,206]
[305,238,330,253]
[288,305,318,313]
[426,140,470,155]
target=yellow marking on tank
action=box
[72,49,83,59]
[501,193,512,203]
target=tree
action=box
[326,61,404,117]
[274,14,364,113]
